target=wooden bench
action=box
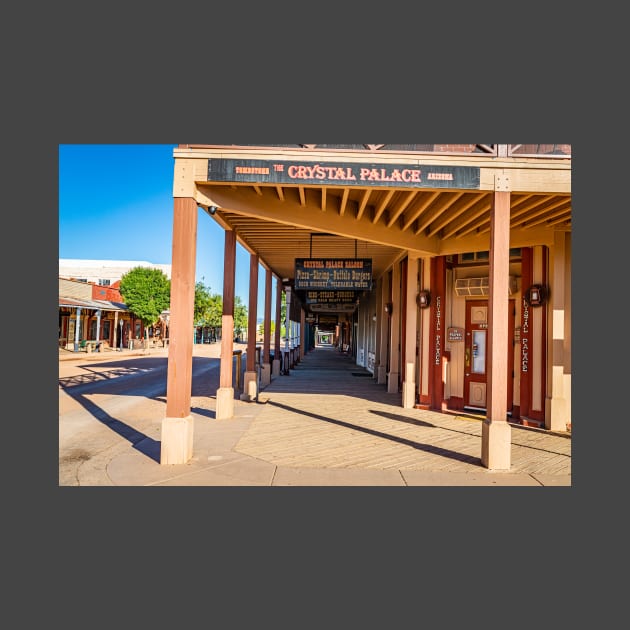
[85,340,110,353]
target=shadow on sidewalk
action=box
[267,400,482,467]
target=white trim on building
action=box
[59,259,172,285]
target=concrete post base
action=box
[272,358,280,377]
[215,387,234,420]
[402,381,416,408]
[481,419,512,470]
[376,365,387,385]
[547,374,571,431]
[387,371,399,394]
[160,416,194,465]
[260,364,271,387]
[240,371,258,401]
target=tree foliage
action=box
[194,281,224,327]
[258,321,276,338]
[234,295,248,336]
[194,281,214,325]
[119,267,171,331]
[204,294,223,328]
[194,281,248,333]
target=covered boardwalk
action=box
[161,144,571,472]
[233,345,571,481]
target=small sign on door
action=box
[447,327,464,342]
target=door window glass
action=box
[472,330,486,374]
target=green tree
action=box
[194,281,223,342]
[233,295,248,340]
[194,281,214,326]
[194,281,248,341]
[206,294,223,327]
[257,320,277,338]
[119,267,171,349]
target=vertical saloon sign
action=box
[207,159,480,189]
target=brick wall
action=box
[92,284,123,301]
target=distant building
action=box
[58,261,172,351]
[59,258,172,286]
[59,277,129,351]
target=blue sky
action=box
[58,144,270,315]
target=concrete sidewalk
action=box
[59,344,571,486]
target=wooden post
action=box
[272,277,282,377]
[403,255,419,408]
[261,268,272,386]
[241,254,259,400]
[482,173,512,470]
[216,229,236,419]
[162,197,197,464]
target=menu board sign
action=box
[295,259,372,290]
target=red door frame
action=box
[463,298,515,412]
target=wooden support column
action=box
[282,286,292,375]
[387,262,401,394]
[95,310,102,344]
[300,307,306,360]
[374,277,385,383]
[377,274,390,384]
[547,231,571,431]
[481,177,512,470]
[272,277,282,377]
[113,311,118,350]
[216,229,236,419]
[73,307,82,352]
[428,257,447,410]
[260,268,272,387]
[403,255,419,408]
[241,254,259,401]
[518,247,533,420]
[162,197,197,465]
[418,257,432,407]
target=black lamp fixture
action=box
[384,302,393,315]
[208,205,218,215]
[416,290,431,308]
[525,284,547,307]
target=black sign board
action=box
[295,258,372,290]
[208,158,479,190]
[304,290,358,305]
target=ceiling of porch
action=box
[199,182,571,285]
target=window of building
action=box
[457,248,521,264]
[99,279,111,286]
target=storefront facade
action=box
[161,144,571,469]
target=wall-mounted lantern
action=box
[525,284,547,307]
[384,302,394,315]
[416,290,431,308]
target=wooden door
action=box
[464,300,515,412]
